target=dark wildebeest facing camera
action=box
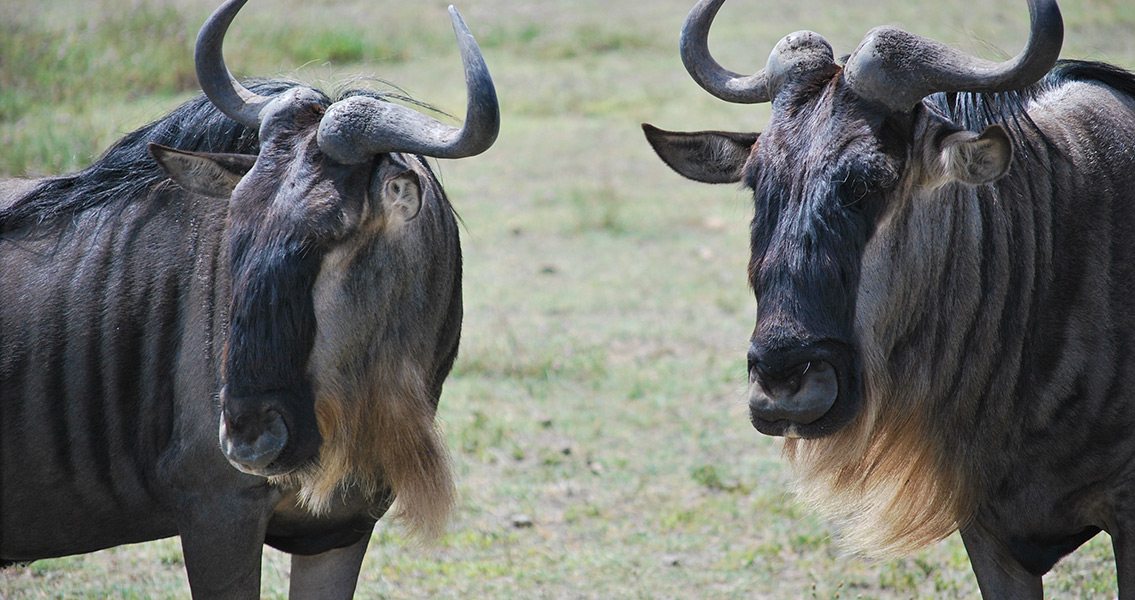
[644,0,1135,596]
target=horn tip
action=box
[447,5,475,41]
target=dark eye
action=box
[835,168,875,211]
[835,157,898,212]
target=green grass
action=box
[2,0,1133,598]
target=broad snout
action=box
[747,342,859,438]
[218,387,321,476]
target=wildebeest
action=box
[0,0,497,597]
[644,0,1135,596]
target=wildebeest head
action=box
[150,0,498,488]
[645,0,1061,439]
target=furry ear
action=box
[642,123,759,184]
[149,143,257,198]
[938,125,1012,185]
[382,169,422,224]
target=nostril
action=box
[228,412,249,432]
[225,407,280,440]
[756,361,811,396]
[227,411,252,434]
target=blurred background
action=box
[2,0,1133,597]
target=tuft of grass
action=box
[690,464,749,493]
[457,410,508,461]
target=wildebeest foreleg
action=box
[288,532,372,599]
[1112,519,1135,598]
[960,524,1043,599]
[176,491,274,599]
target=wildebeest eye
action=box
[834,168,875,211]
[835,156,898,212]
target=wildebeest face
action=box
[644,0,1050,441]
[740,76,906,438]
[151,90,434,476]
[645,71,1012,439]
[147,0,495,503]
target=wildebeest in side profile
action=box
[644,0,1135,597]
[0,0,498,597]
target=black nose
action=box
[220,400,289,472]
[753,361,809,397]
[747,343,806,387]
[225,404,281,443]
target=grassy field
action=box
[2,0,1134,598]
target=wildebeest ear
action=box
[642,123,759,184]
[938,125,1012,185]
[382,169,423,223]
[148,143,257,199]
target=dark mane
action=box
[927,60,1135,140]
[0,80,436,236]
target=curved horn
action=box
[680,0,835,104]
[680,0,772,103]
[844,0,1063,112]
[195,0,273,130]
[317,6,500,163]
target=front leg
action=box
[289,532,372,599]
[176,488,275,599]
[1112,516,1135,598]
[960,524,1043,599]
